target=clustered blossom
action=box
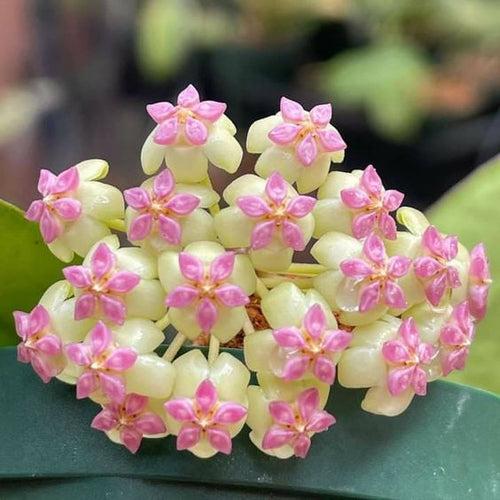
[15,85,491,459]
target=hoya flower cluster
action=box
[16,84,491,458]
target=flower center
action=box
[175,106,195,124]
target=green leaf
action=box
[0,346,499,498]
[0,200,67,346]
[427,155,500,394]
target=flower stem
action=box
[255,277,269,297]
[258,273,314,290]
[155,312,170,331]
[202,176,221,216]
[287,263,326,276]
[163,332,186,362]
[107,218,126,232]
[208,335,220,365]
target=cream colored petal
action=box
[210,352,250,403]
[51,298,95,343]
[222,174,266,205]
[56,362,82,385]
[338,347,387,388]
[244,329,277,373]
[312,269,343,310]
[82,235,120,266]
[215,114,237,135]
[311,231,362,269]
[337,306,387,327]
[250,246,293,273]
[47,239,74,263]
[261,282,306,329]
[211,306,247,343]
[62,216,111,258]
[158,251,184,291]
[76,159,109,181]
[349,318,400,348]
[168,306,201,340]
[203,128,243,174]
[246,115,282,153]
[295,154,331,194]
[141,128,166,175]
[116,247,159,279]
[229,254,256,295]
[385,231,420,258]
[317,170,358,200]
[396,272,425,308]
[331,150,345,163]
[361,385,415,417]
[246,385,273,435]
[124,353,175,399]
[313,199,352,238]
[114,318,165,353]
[396,207,430,236]
[184,241,225,264]
[164,146,208,183]
[402,302,452,345]
[254,146,302,183]
[172,349,209,397]
[296,213,315,244]
[214,207,254,248]
[180,209,216,246]
[76,181,124,221]
[304,289,337,328]
[39,280,72,310]
[175,182,220,208]
[125,279,165,321]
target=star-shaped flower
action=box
[262,387,335,458]
[340,165,404,240]
[468,243,491,321]
[66,321,137,402]
[63,242,140,325]
[413,226,462,306]
[165,379,247,455]
[382,318,435,396]
[91,393,167,453]
[340,233,412,312]
[14,304,63,383]
[272,304,351,384]
[439,301,475,376]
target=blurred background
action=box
[0,0,499,391]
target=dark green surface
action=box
[0,347,499,499]
[0,199,68,346]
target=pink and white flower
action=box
[271,304,351,384]
[467,243,491,321]
[439,301,475,376]
[25,160,124,262]
[382,318,436,397]
[340,165,404,240]
[14,304,64,383]
[141,84,242,181]
[66,321,137,402]
[339,233,412,312]
[261,388,335,459]
[91,393,167,453]
[63,242,140,325]
[165,379,247,456]
[413,226,462,307]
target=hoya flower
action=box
[246,372,331,458]
[439,301,475,376]
[66,321,138,402]
[141,84,243,182]
[14,280,93,383]
[214,172,315,271]
[124,168,218,254]
[382,318,436,397]
[247,97,346,193]
[164,349,249,458]
[63,236,165,325]
[313,166,403,240]
[413,226,463,307]
[245,283,351,385]
[91,393,167,453]
[159,241,256,343]
[25,159,124,262]
[262,388,335,458]
[312,232,419,326]
[467,243,491,321]
[339,233,412,312]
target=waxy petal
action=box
[104,347,137,372]
[29,304,50,334]
[106,271,141,293]
[196,298,218,333]
[262,425,295,450]
[91,409,119,432]
[166,285,199,307]
[213,402,247,425]
[154,117,179,145]
[74,293,96,320]
[194,100,226,121]
[13,311,31,340]
[442,348,468,376]
[99,294,127,325]
[272,327,306,349]
[66,343,92,366]
[91,243,115,279]
[34,334,62,356]
[134,413,167,435]
[125,394,149,415]
[352,211,377,240]
[265,171,287,205]
[469,284,489,321]
[387,366,415,396]
[378,212,397,240]
[30,354,53,383]
[286,196,316,218]
[310,104,332,126]
[281,355,309,381]
[158,214,182,245]
[387,256,412,278]
[120,428,143,454]
[185,117,208,145]
[165,398,197,421]
[340,187,371,209]
[400,318,419,350]
[298,388,320,422]
[422,226,443,256]
[360,165,382,197]
[129,213,153,241]
[412,367,428,396]
[303,304,326,339]
[207,427,232,455]
[176,423,201,450]
[76,371,98,399]
[384,281,407,309]
[17,344,30,363]
[417,343,435,364]
[280,97,305,121]
[210,252,235,282]
[39,210,61,243]
[425,272,448,306]
[153,168,175,198]
[195,379,218,414]
[179,252,204,282]
[383,190,404,211]
[52,167,79,194]
[440,324,465,347]
[442,236,458,261]
[359,281,381,312]
[166,193,200,215]
[306,410,336,433]
[316,128,346,152]
[414,256,444,279]
[146,101,175,123]
[124,187,151,210]
[293,434,312,458]
[268,123,301,145]
[382,340,411,364]
[251,220,275,250]
[236,195,271,217]
[313,355,336,384]
[177,84,200,107]
[282,220,305,251]
[38,169,56,196]
[63,265,92,288]
[90,321,112,355]
[214,284,249,307]
[296,133,318,166]
[363,233,386,265]
[322,329,352,352]
[100,372,126,402]
[469,243,490,281]
[25,200,44,221]
[340,258,373,279]
[52,198,81,221]
[447,266,462,289]
[269,401,295,425]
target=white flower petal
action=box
[61,215,111,258]
[338,347,387,388]
[312,269,343,310]
[229,254,256,295]
[254,146,302,183]
[76,181,124,221]
[222,174,266,205]
[116,247,159,279]
[361,385,414,417]
[212,306,247,343]
[311,231,362,268]
[210,352,250,403]
[158,251,185,291]
[246,115,282,153]
[317,170,359,200]
[261,282,306,328]
[164,146,208,183]
[295,154,331,194]
[51,297,94,343]
[47,239,74,263]
[75,159,109,181]
[168,306,200,340]
[214,207,254,248]
[125,279,165,321]
[203,128,243,174]
[141,128,166,175]
[176,182,220,208]
[244,329,277,372]
[180,209,217,246]
[313,199,352,238]
[215,114,237,135]
[39,280,71,310]
[125,353,175,398]
[250,245,294,273]
[113,318,165,353]
[172,349,209,397]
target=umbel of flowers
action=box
[16,84,491,458]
